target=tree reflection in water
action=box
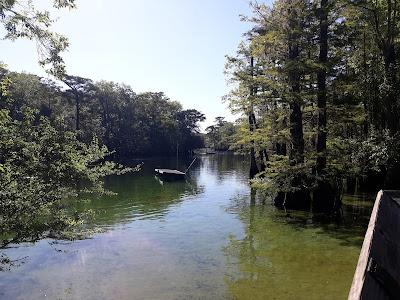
[223,190,373,300]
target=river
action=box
[0,154,373,300]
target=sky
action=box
[1,0,271,129]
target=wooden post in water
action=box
[176,142,179,169]
[349,190,400,300]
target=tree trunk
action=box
[249,112,259,178]
[283,2,310,210]
[249,57,259,178]
[373,2,400,188]
[313,0,339,213]
[75,94,80,132]
[383,45,398,133]
[287,6,305,166]
[258,149,268,173]
[316,0,328,175]
[288,101,304,165]
[371,1,398,132]
[276,143,287,155]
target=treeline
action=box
[3,70,205,159]
[225,0,400,212]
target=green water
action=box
[0,154,373,300]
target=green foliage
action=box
[0,0,76,76]
[0,75,134,252]
[227,0,400,201]
[205,117,237,151]
[0,66,205,255]
[1,70,205,157]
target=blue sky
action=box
[1,0,271,129]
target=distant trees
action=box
[63,75,96,135]
[2,69,205,158]
[226,0,400,212]
[176,109,206,152]
[92,88,204,157]
[205,117,236,151]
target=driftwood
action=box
[349,190,400,300]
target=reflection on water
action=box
[75,163,203,227]
[0,155,373,300]
[224,191,372,300]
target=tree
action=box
[0,0,76,76]
[315,0,329,175]
[0,73,132,267]
[205,117,237,151]
[361,0,400,132]
[249,56,261,177]
[176,109,205,134]
[226,0,400,211]
[176,109,206,153]
[62,75,97,140]
[225,44,265,178]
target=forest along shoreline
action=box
[1,1,400,295]
[223,1,400,215]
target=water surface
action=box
[0,155,373,300]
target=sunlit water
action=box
[0,154,373,300]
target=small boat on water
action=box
[154,168,186,181]
[206,148,216,154]
[154,157,197,181]
[193,148,217,155]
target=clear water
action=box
[0,154,373,300]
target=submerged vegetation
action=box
[223,0,400,212]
